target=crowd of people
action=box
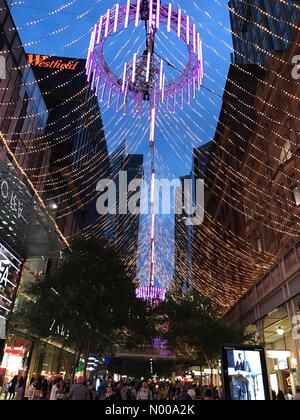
[0,376,221,401]
[1,375,300,400]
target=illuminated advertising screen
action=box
[222,346,270,401]
[0,242,22,321]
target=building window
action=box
[256,238,263,253]
[280,140,292,164]
[293,187,300,206]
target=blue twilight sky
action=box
[10,0,233,288]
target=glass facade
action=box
[229,0,299,64]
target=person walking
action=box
[176,385,193,401]
[42,378,48,400]
[8,375,18,400]
[15,377,25,401]
[276,390,286,401]
[68,377,90,401]
[50,378,62,401]
[97,379,106,400]
[28,378,35,401]
[137,381,153,401]
[35,376,43,400]
[187,385,196,400]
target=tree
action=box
[157,291,249,383]
[14,237,152,377]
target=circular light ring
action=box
[87,2,203,113]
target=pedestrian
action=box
[97,379,106,400]
[137,381,153,400]
[213,386,220,400]
[15,377,25,401]
[50,378,62,401]
[203,388,215,401]
[276,390,286,401]
[271,389,277,401]
[35,376,43,400]
[8,375,18,400]
[42,378,48,400]
[294,386,300,401]
[126,382,137,401]
[187,385,196,400]
[176,385,193,401]
[68,376,90,401]
[28,378,35,401]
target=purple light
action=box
[153,339,172,356]
[136,285,166,303]
[86,2,203,114]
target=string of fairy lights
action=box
[1,0,300,309]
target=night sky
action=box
[10,0,233,287]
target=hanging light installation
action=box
[86,0,203,303]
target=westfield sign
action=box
[27,54,81,71]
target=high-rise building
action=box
[27,54,110,239]
[110,143,143,280]
[223,23,300,390]
[0,0,67,368]
[173,175,193,296]
[229,0,299,64]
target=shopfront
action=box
[0,153,63,387]
[264,304,300,397]
[28,339,76,382]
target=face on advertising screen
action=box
[222,347,270,401]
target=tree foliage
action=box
[15,237,153,357]
[158,291,247,364]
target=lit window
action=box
[293,187,300,206]
[280,140,292,164]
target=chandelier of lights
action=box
[87,0,203,302]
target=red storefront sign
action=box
[27,54,81,71]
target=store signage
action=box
[27,54,81,71]
[0,242,22,321]
[0,178,26,223]
[278,357,289,371]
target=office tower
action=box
[110,143,144,280]
[27,54,110,238]
[229,0,299,63]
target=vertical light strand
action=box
[132,52,137,83]
[149,106,156,287]
[114,4,119,33]
[135,0,141,27]
[122,63,127,91]
[101,80,107,102]
[125,0,130,28]
[104,9,110,38]
[193,23,196,53]
[149,0,153,25]
[167,3,172,32]
[159,59,164,90]
[97,16,103,44]
[161,75,166,103]
[177,8,182,37]
[146,52,151,82]
[156,0,160,28]
[107,85,113,108]
[91,24,97,52]
[186,15,190,45]
[187,79,191,104]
